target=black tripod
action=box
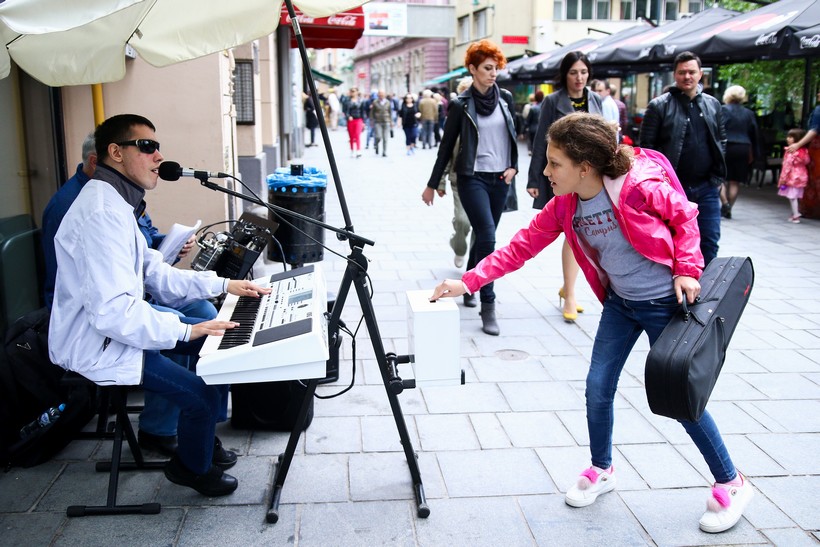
[196,0,430,524]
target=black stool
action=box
[66,384,165,517]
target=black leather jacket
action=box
[426,86,518,189]
[638,86,727,184]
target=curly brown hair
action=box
[548,112,632,179]
[464,39,507,70]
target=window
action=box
[559,0,610,20]
[688,0,702,13]
[665,0,678,20]
[554,0,564,20]
[620,0,633,18]
[473,9,487,38]
[458,15,470,43]
[233,60,254,125]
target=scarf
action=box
[472,84,499,117]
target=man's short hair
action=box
[94,114,156,162]
[81,132,96,163]
[674,51,702,70]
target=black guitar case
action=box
[645,257,754,422]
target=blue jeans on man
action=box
[139,299,228,437]
[587,290,737,483]
[457,172,509,304]
[682,181,721,266]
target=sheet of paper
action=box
[157,220,201,264]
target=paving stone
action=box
[746,433,820,474]
[421,383,510,414]
[415,413,479,451]
[0,512,65,546]
[298,500,416,546]
[179,505,297,546]
[740,372,820,399]
[349,452,436,502]
[745,348,820,372]
[753,475,820,531]
[0,461,63,512]
[361,414,420,453]
[745,399,820,433]
[278,453,349,504]
[437,448,554,497]
[519,493,651,546]
[538,354,591,381]
[305,416,362,454]
[761,528,820,547]
[618,444,706,489]
[497,411,576,447]
[620,488,764,546]
[414,496,534,546]
[498,381,585,411]
[54,508,185,546]
[469,355,551,382]
[469,413,513,449]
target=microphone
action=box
[158,161,230,181]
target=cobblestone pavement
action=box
[2,128,819,546]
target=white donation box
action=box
[406,290,463,386]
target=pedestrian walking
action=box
[639,51,727,266]
[422,39,518,336]
[527,51,603,322]
[369,89,393,157]
[430,112,752,535]
[719,85,760,219]
[346,87,365,158]
[399,93,420,156]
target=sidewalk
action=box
[1,128,818,546]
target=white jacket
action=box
[49,179,226,385]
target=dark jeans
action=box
[683,181,721,265]
[458,172,510,303]
[588,291,736,483]
[142,327,221,475]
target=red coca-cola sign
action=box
[279,5,365,49]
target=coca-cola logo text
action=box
[754,31,777,46]
[801,34,820,49]
[327,15,358,27]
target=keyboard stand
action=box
[266,245,428,523]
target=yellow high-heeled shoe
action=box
[558,288,584,322]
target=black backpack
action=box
[1,307,97,470]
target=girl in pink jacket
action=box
[431,113,751,534]
[778,128,810,223]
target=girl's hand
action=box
[502,168,517,184]
[430,279,467,301]
[674,276,700,305]
[422,186,436,205]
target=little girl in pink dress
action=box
[778,128,810,223]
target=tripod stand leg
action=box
[267,378,319,523]
[344,250,430,518]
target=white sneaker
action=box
[454,255,465,268]
[565,466,616,507]
[699,473,754,533]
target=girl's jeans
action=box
[587,290,737,483]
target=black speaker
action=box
[230,381,313,431]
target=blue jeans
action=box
[142,335,219,475]
[457,173,510,304]
[421,120,436,148]
[139,299,227,437]
[587,291,737,483]
[683,181,721,266]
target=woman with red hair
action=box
[422,39,519,336]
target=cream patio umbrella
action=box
[0,0,369,87]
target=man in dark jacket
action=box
[639,51,727,265]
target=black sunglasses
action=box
[116,139,161,154]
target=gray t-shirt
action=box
[474,103,511,173]
[573,187,674,300]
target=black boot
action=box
[480,302,500,336]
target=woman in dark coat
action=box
[304,94,319,147]
[422,39,518,336]
[526,51,603,322]
[719,85,760,219]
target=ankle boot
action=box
[479,302,500,336]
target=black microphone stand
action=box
[196,0,430,524]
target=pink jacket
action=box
[779,148,809,188]
[463,148,704,303]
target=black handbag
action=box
[645,257,754,422]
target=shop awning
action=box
[421,67,468,87]
[311,68,343,86]
[280,5,365,49]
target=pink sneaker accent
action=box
[578,467,600,489]
[707,487,731,511]
[565,466,616,507]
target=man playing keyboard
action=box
[49,114,270,497]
